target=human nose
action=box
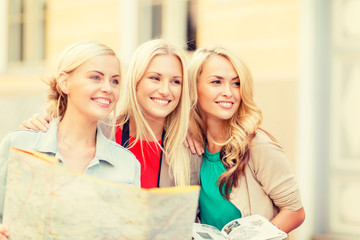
[158,80,170,95]
[101,79,112,93]
[221,83,232,97]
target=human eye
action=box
[211,80,221,85]
[149,76,160,81]
[232,81,240,87]
[91,75,101,81]
[112,78,119,85]
[171,78,182,85]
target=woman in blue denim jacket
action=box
[0,41,140,239]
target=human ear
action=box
[58,72,70,94]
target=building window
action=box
[139,0,162,44]
[151,2,162,38]
[186,0,197,51]
[8,0,46,67]
[138,0,197,51]
[8,0,24,63]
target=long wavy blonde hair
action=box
[45,40,120,122]
[117,38,191,186]
[189,45,263,199]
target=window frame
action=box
[7,0,46,69]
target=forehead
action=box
[201,55,237,76]
[76,54,120,73]
[83,54,118,66]
[149,54,181,67]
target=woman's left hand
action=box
[184,131,204,155]
[0,224,9,240]
[270,207,305,234]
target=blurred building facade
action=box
[0,0,359,239]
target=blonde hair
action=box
[117,38,191,186]
[45,40,119,121]
[189,45,263,199]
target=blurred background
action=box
[0,0,359,239]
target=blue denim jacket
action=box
[0,119,140,221]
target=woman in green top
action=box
[188,45,305,233]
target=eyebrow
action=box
[89,70,104,76]
[147,72,183,79]
[209,75,239,80]
[146,72,161,76]
[89,70,120,78]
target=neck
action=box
[57,112,97,148]
[204,118,228,153]
[129,116,164,141]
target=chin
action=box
[92,112,112,121]
[151,110,172,117]
[218,115,234,121]
[220,111,237,119]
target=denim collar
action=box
[32,118,116,166]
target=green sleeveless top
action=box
[199,146,242,230]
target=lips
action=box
[216,101,233,109]
[151,97,171,105]
[92,97,111,106]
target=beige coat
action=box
[159,153,202,187]
[229,130,303,220]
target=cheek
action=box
[231,87,240,99]
[197,100,208,118]
[197,87,209,103]
[135,82,145,99]
[135,91,144,105]
[197,93,208,111]
[172,85,182,101]
[113,88,120,101]
[136,79,156,96]
[235,91,241,102]
[136,78,146,92]
[135,88,149,110]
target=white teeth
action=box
[152,99,169,105]
[94,99,110,105]
[218,102,232,108]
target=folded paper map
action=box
[3,147,200,240]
